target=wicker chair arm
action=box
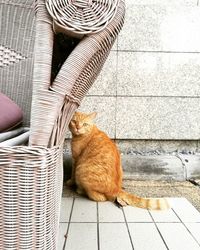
[51,0,125,104]
[30,0,125,147]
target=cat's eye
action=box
[71,120,76,125]
[83,123,88,126]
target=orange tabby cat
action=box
[67,111,170,210]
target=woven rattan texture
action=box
[0,0,34,7]
[0,146,62,250]
[0,1,35,126]
[46,0,119,35]
[30,0,125,147]
[52,0,125,103]
[0,45,26,67]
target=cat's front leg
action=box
[66,178,75,186]
[66,159,76,186]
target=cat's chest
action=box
[71,141,87,160]
[72,145,82,159]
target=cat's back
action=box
[79,125,119,160]
[90,126,116,149]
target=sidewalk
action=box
[59,180,200,250]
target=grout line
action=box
[97,202,100,250]
[148,211,170,250]
[86,94,200,99]
[65,221,187,224]
[61,220,200,224]
[122,207,135,250]
[63,197,75,250]
[171,208,200,247]
[117,50,200,54]
[114,41,119,139]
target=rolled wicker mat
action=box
[45,0,120,36]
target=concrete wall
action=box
[76,0,200,153]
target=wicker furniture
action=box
[0,0,125,249]
[46,0,120,36]
[30,0,125,148]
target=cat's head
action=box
[69,111,97,136]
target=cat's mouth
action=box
[73,129,83,135]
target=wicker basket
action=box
[0,146,63,249]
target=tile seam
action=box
[148,210,170,250]
[63,197,75,249]
[122,207,135,250]
[97,202,100,250]
[115,44,119,139]
[171,208,200,247]
[67,221,200,223]
[117,50,200,54]
[86,95,200,98]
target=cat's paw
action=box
[76,187,85,195]
[66,179,75,187]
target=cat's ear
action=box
[73,111,79,117]
[88,112,97,120]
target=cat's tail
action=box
[116,190,170,210]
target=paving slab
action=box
[60,196,200,250]
[58,223,68,250]
[157,223,200,250]
[128,223,167,250]
[170,197,200,222]
[185,223,200,244]
[98,201,125,222]
[65,223,98,250]
[60,198,73,223]
[99,223,133,250]
[150,208,180,222]
[123,206,153,222]
[70,197,97,222]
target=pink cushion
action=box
[0,92,23,132]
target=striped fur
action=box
[117,190,170,210]
[68,111,170,210]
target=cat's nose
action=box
[76,125,81,130]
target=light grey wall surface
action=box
[78,0,200,143]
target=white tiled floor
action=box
[58,197,200,250]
